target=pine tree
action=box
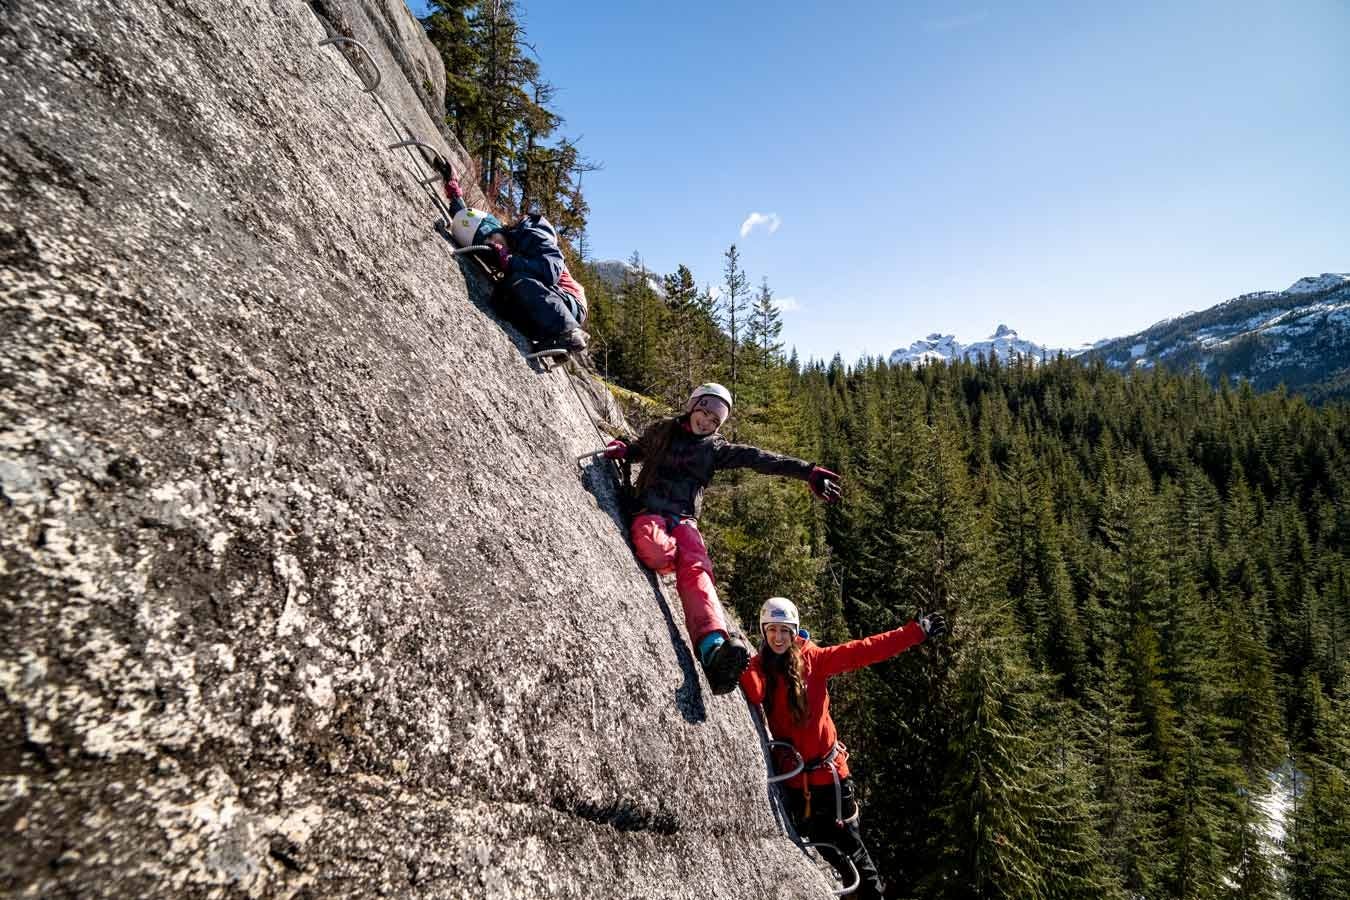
[421,0,480,145]
[746,276,784,369]
[720,244,749,396]
[617,252,665,393]
[1082,648,1164,895]
[927,603,1054,899]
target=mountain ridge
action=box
[886,273,1350,400]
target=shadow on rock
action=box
[643,568,707,725]
[573,463,706,723]
[454,253,536,357]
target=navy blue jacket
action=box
[629,418,813,519]
[503,216,563,282]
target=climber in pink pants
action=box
[603,383,842,695]
[630,514,725,642]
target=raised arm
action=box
[813,622,927,679]
[711,439,813,479]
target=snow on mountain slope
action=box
[888,324,1057,366]
[886,274,1350,401]
[1086,273,1350,400]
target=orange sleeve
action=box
[739,654,766,704]
[813,622,926,679]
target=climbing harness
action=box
[764,739,860,895]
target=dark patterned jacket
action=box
[629,417,812,519]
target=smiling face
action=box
[688,397,729,436]
[762,622,796,655]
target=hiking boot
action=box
[702,634,750,695]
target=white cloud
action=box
[774,296,802,313]
[739,212,782,238]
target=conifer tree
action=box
[617,252,665,393]
[927,603,1055,899]
[422,0,480,145]
[1083,648,1164,895]
[746,276,784,369]
[720,244,749,396]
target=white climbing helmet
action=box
[687,382,733,415]
[759,596,800,637]
[450,207,502,246]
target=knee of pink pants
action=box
[630,514,677,575]
[670,521,725,642]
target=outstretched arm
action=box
[813,622,927,679]
[604,424,654,463]
[711,440,840,503]
[711,440,813,479]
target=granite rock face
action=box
[0,0,831,896]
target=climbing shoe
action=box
[535,328,588,355]
[702,633,750,695]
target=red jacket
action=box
[740,623,926,789]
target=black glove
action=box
[807,465,842,504]
[918,612,948,641]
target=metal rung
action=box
[317,37,381,93]
[804,842,861,896]
[388,139,445,164]
[766,740,805,784]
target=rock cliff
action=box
[0,0,831,896]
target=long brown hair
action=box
[762,640,809,724]
[633,416,685,498]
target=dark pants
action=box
[502,272,583,341]
[787,777,886,900]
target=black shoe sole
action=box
[705,640,750,695]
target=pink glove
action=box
[807,465,842,504]
[443,178,462,200]
[603,439,628,460]
[494,243,511,271]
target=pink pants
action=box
[630,513,726,644]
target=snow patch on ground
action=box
[1258,759,1308,868]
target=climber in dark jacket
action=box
[603,383,842,695]
[440,174,588,353]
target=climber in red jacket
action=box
[603,383,841,696]
[741,596,947,900]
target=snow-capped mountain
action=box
[590,259,666,297]
[1085,273,1350,402]
[886,274,1350,402]
[888,324,1057,366]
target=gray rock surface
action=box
[0,0,832,896]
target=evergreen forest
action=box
[420,6,1350,896]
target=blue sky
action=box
[408,1,1349,362]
